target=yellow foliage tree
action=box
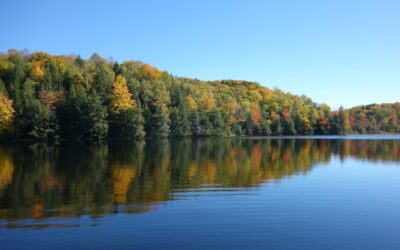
[186,95,198,110]
[222,98,239,124]
[31,61,45,81]
[199,92,216,112]
[110,75,136,113]
[0,61,14,74]
[260,88,273,101]
[250,90,263,101]
[0,94,14,135]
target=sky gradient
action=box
[1,0,399,108]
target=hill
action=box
[0,50,399,139]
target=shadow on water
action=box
[0,137,399,228]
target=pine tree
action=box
[282,118,296,135]
[169,84,191,137]
[170,107,191,137]
[108,75,145,139]
[109,108,145,139]
[147,105,170,138]
[271,118,282,135]
[260,120,271,136]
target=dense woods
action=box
[0,50,399,140]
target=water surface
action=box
[1,136,400,249]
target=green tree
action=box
[271,118,282,135]
[169,84,191,137]
[58,92,108,140]
[260,120,271,136]
[12,79,50,138]
[282,118,296,135]
[109,108,145,139]
[0,50,399,139]
[91,61,114,100]
[210,110,230,136]
[147,105,170,138]
[108,75,144,139]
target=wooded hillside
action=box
[0,50,399,139]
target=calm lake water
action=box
[1,135,400,249]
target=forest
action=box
[0,49,399,140]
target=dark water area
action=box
[1,136,400,249]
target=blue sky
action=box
[1,0,399,108]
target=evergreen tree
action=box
[210,110,230,136]
[92,62,114,101]
[282,118,296,135]
[108,75,144,139]
[13,79,49,138]
[191,111,202,136]
[147,105,170,138]
[169,84,191,137]
[0,78,7,95]
[109,108,145,139]
[0,50,398,140]
[58,92,108,140]
[260,120,272,136]
[271,118,283,135]
[244,115,254,136]
[170,107,191,137]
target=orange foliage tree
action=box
[140,64,162,80]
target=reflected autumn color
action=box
[0,138,399,224]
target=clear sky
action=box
[1,0,399,108]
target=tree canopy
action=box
[0,50,398,140]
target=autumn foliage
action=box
[0,93,14,135]
[110,75,136,113]
[140,64,162,80]
[0,49,398,139]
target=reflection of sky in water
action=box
[1,137,400,249]
[1,138,400,221]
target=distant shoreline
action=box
[1,134,400,143]
[1,51,399,140]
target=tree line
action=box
[0,50,399,140]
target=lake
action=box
[1,136,400,249]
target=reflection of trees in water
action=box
[0,139,399,221]
[0,147,13,190]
